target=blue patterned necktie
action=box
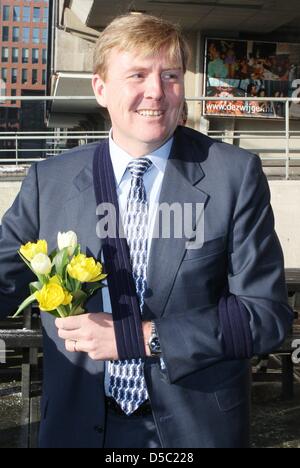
[108,157,152,415]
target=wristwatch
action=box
[147,321,161,357]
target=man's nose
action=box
[144,75,164,100]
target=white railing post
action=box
[15,134,19,166]
[285,100,290,180]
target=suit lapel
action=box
[63,164,103,261]
[143,131,209,319]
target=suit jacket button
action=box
[94,425,104,434]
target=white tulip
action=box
[57,231,78,256]
[31,253,52,275]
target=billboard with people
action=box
[204,38,300,119]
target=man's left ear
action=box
[92,74,107,108]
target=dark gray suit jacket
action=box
[0,127,293,447]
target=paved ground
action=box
[1,380,300,448]
[251,381,300,448]
[0,382,24,448]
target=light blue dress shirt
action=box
[103,131,173,395]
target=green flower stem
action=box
[56,306,68,318]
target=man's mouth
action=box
[136,110,165,117]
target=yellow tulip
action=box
[62,290,72,306]
[49,275,62,286]
[67,254,107,283]
[35,283,72,311]
[49,276,72,306]
[20,240,48,261]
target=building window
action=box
[42,49,47,65]
[42,69,46,85]
[33,28,40,44]
[32,49,39,64]
[12,48,19,63]
[22,48,29,64]
[3,5,10,21]
[1,68,7,83]
[32,69,38,85]
[42,29,47,44]
[8,108,19,122]
[2,27,9,42]
[22,69,28,84]
[1,47,9,63]
[13,27,20,42]
[13,6,21,22]
[11,68,17,84]
[11,88,17,105]
[33,7,40,23]
[43,7,49,23]
[23,6,30,22]
[22,27,30,43]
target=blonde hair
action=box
[93,13,190,80]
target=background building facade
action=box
[0,0,49,156]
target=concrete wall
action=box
[269,181,300,268]
[0,181,21,220]
[69,0,93,25]
[0,179,299,268]
[54,29,95,73]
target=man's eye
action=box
[130,73,144,79]
[162,72,179,81]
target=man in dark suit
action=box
[0,14,293,448]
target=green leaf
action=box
[29,281,43,294]
[69,304,85,316]
[53,247,69,278]
[56,305,68,318]
[65,275,75,292]
[18,251,35,274]
[18,251,31,268]
[68,290,88,316]
[72,290,88,307]
[49,248,58,262]
[85,282,103,296]
[65,275,81,293]
[73,245,81,257]
[35,273,49,286]
[12,293,37,318]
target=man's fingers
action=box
[55,316,82,331]
[65,339,93,354]
[58,328,80,341]
[65,339,78,353]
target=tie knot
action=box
[127,158,152,178]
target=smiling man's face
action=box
[92,47,185,157]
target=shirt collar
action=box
[109,129,173,187]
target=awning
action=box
[47,72,104,127]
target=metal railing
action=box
[0,95,300,179]
[0,130,108,162]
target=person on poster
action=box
[0,14,293,448]
[208,43,228,79]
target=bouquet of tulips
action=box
[13,231,107,318]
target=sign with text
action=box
[204,38,300,119]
